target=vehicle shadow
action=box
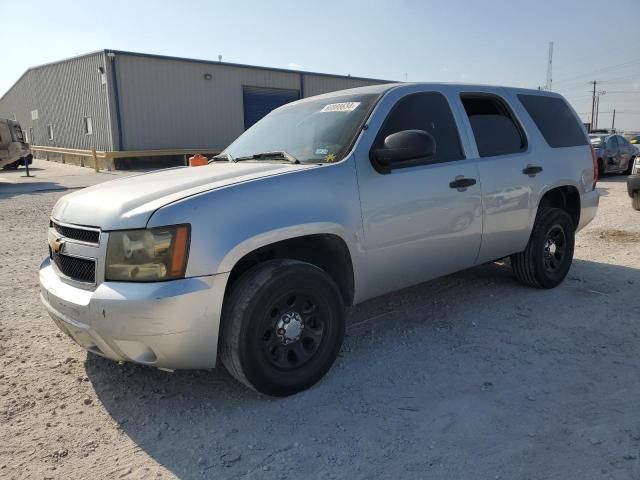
[0,181,70,199]
[85,258,640,479]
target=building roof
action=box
[0,49,393,102]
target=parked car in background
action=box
[0,118,32,170]
[628,157,640,210]
[624,133,640,155]
[39,84,599,396]
[590,133,636,175]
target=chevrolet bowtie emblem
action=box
[49,236,65,254]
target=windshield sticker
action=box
[320,102,360,113]
[315,148,329,155]
[325,154,337,163]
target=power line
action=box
[553,58,640,86]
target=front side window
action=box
[606,136,618,150]
[223,93,380,164]
[461,94,526,157]
[372,92,465,164]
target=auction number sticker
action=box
[320,102,360,113]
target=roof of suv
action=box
[299,82,563,101]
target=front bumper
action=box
[627,174,640,197]
[39,257,229,369]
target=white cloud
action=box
[288,62,303,69]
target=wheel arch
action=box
[219,224,357,306]
[535,184,581,229]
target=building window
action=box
[83,116,93,135]
[47,124,54,141]
[23,129,29,143]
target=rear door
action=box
[454,90,541,263]
[605,135,621,171]
[354,89,482,298]
[617,136,634,170]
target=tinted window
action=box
[374,92,464,163]
[606,136,618,149]
[461,95,526,157]
[518,94,588,148]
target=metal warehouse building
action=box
[0,50,388,168]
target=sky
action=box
[3,0,639,130]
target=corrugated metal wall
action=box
[114,53,388,151]
[301,74,386,98]
[0,52,114,151]
[0,50,388,153]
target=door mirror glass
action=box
[372,129,436,173]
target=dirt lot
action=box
[1,170,639,479]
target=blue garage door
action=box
[243,86,300,130]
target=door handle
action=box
[522,165,543,175]
[449,177,477,189]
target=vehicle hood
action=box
[52,162,317,230]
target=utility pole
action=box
[545,41,554,91]
[590,80,597,131]
[611,109,616,130]
[595,90,606,129]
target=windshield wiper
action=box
[210,152,234,162]
[234,151,300,164]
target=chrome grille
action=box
[51,250,96,283]
[51,221,100,244]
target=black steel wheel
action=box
[511,208,575,289]
[542,225,567,274]
[220,259,345,396]
[261,292,326,371]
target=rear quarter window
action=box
[518,94,588,148]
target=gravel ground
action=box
[1,174,639,479]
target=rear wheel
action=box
[219,259,345,396]
[632,192,640,211]
[511,208,575,289]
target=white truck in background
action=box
[0,118,32,170]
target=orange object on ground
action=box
[189,154,208,167]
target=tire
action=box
[510,208,575,289]
[597,158,605,178]
[633,192,640,211]
[219,259,345,396]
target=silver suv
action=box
[39,83,599,396]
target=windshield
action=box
[222,93,380,164]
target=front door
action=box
[354,90,482,299]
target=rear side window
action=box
[461,95,526,157]
[518,94,588,148]
[374,92,464,163]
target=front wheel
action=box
[632,192,640,211]
[511,208,575,289]
[219,259,345,396]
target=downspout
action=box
[299,73,305,99]
[107,51,124,151]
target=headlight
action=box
[105,225,190,281]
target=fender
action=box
[216,222,366,299]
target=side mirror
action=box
[371,129,436,174]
